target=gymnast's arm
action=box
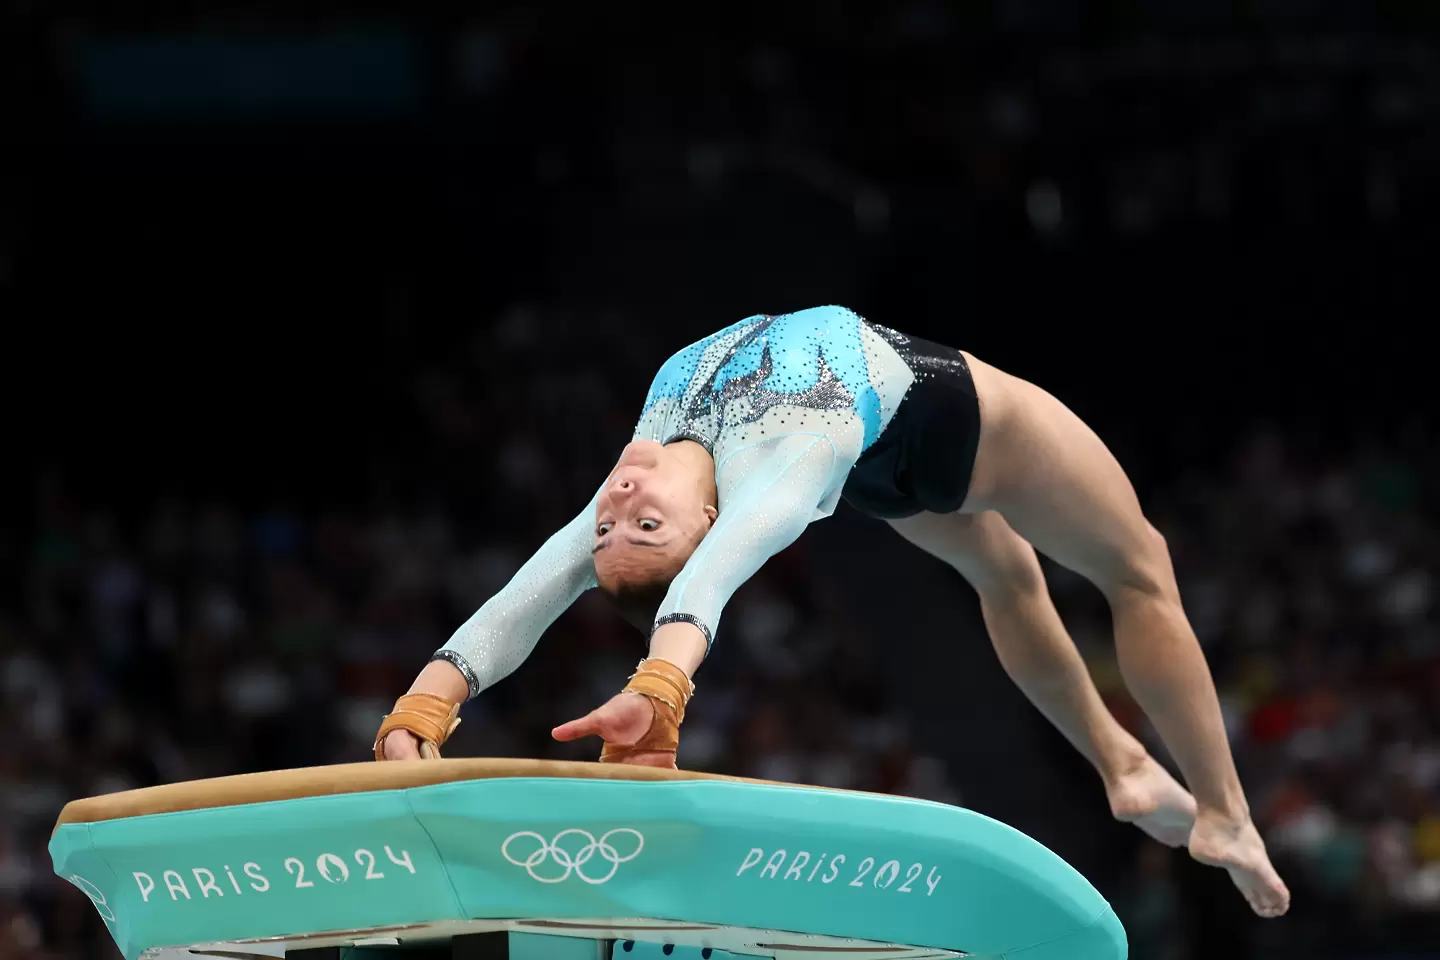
[649,433,839,675]
[377,496,598,758]
[551,433,839,760]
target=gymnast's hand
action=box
[551,693,677,769]
[373,682,464,761]
[380,728,423,761]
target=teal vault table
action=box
[49,759,1126,960]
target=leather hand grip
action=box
[599,658,695,764]
[374,693,461,760]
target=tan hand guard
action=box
[374,693,462,760]
[600,657,695,764]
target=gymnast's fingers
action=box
[551,713,603,742]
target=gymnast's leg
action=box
[957,352,1290,918]
[887,509,1196,847]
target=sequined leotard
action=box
[433,305,979,700]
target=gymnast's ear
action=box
[702,503,718,528]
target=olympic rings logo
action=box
[501,828,644,884]
[67,875,116,923]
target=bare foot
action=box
[1189,813,1291,918]
[1106,755,1197,848]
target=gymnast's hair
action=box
[594,550,684,634]
[601,578,672,634]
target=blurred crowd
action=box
[1143,427,1438,913]
[1072,426,1440,957]
[1,305,1436,960]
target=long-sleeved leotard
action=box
[433,306,916,700]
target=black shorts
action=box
[841,325,982,520]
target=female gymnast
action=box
[373,306,1289,918]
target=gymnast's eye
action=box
[597,522,613,536]
[638,519,660,532]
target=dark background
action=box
[3,3,1439,959]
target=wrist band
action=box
[625,658,695,722]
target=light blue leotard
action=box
[434,305,916,699]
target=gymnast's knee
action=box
[1104,522,1178,604]
[958,534,1047,601]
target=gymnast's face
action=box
[592,440,718,590]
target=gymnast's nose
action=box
[610,464,647,496]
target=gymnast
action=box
[373,306,1289,918]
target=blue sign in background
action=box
[73,30,425,119]
[51,777,1126,960]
